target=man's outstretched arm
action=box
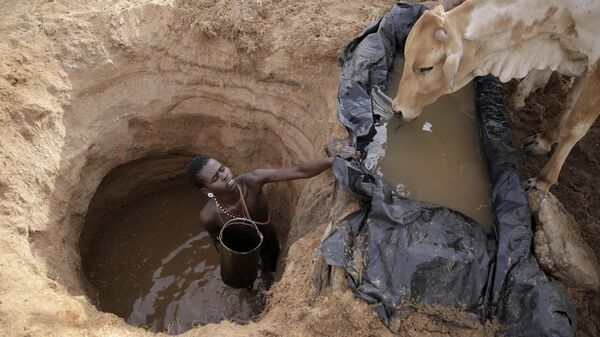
[245,146,359,185]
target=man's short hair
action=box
[187,155,212,188]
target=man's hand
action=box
[336,145,361,162]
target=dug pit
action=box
[80,162,280,334]
[1,1,369,335]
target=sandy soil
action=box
[0,0,597,336]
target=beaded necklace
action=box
[209,184,271,226]
[213,184,250,221]
[215,198,246,219]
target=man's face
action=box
[197,159,237,194]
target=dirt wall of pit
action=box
[0,1,398,336]
[1,1,499,336]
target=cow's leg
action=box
[512,68,553,110]
[527,68,599,191]
[523,74,585,156]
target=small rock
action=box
[528,189,600,291]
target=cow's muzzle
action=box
[392,109,403,119]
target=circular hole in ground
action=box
[79,153,297,334]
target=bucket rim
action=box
[218,218,264,255]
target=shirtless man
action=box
[187,146,359,272]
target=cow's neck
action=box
[447,0,589,82]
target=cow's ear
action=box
[443,51,461,91]
[432,5,445,16]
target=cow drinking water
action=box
[392,0,600,191]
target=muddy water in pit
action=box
[84,184,272,334]
[365,58,494,231]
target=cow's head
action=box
[392,6,467,120]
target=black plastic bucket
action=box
[218,218,263,288]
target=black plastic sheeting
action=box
[319,3,575,336]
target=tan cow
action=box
[392,0,600,191]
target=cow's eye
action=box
[419,66,433,74]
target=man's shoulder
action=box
[199,200,217,223]
[237,175,264,196]
[237,172,257,183]
[199,204,222,235]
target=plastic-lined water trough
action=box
[320,3,576,337]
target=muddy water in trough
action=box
[365,58,494,231]
[84,184,272,334]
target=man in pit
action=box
[187,146,359,272]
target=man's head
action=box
[187,155,237,194]
[392,5,466,120]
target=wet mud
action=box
[83,184,271,334]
